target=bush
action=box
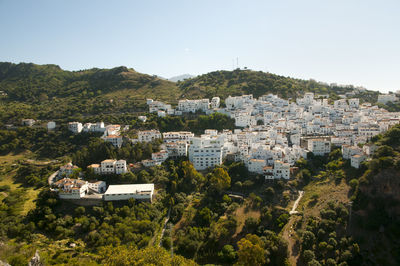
[302,249,315,262]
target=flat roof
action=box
[104,184,154,195]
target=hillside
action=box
[0,62,379,124]
[0,62,179,103]
[177,69,378,101]
[0,62,180,123]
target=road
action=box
[48,170,59,186]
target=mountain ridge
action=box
[0,62,380,123]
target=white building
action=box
[211,97,221,109]
[88,181,107,193]
[351,154,366,169]
[162,131,194,143]
[101,159,117,175]
[148,100,173,114]
[104,184,154,202]
[225,95,253,109]
[138,116,147,122]
[348,98,359,109]
[308,139,331,156]
[247,159,266,174]
[68,122,83,133]
[89,159,128,175]
[138,130,162,143]
[178,99,210,113]
[264,160,291,180]
[165,141,188,157]
[157,110,166,117]
[358,124,380,138]
[115,160,128,174]
[363,144,377,156]
[53,178,88,199]
[22,119,35,127]
[83,122,107,133]
[151,150,169,163]
[58,163,79,178]
[341,145,363,159]
[87,164,101,175]
[47,121,56,130]
[188,137,223,170]
[103,135,123,148]
[142,159,161,167]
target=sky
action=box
[0,0,399,92]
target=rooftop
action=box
[104,184,154,195]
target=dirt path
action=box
[282,191,304,265]
[289,191,304,214]
[158,207,171,247]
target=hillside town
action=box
[143,92,399,174]
[52,92,400,203]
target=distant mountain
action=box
[168,74,195,82]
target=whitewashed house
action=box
[54,178,88,199]
[188,136,223,170]
[103,135,123,148]
[138,130,162,142]
[308,139,331,156]
[103,184,154,202]
[162,131,194,143]
[88,181,107,193]
[68,122,83,133]
[351,154,366,169]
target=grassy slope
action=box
[0,152,43,215]
[280,178,351,265]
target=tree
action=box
[218,244,237,263]
[180,161,205,192]
[198,207,212,226]
[208,167,231,193]
[99,245,196,265]
[302,249,315,262]
[236,234,266,266]
[264,187,275,200]
[75,206,85,216]
[302,231,316,250]
[326,258,337,266]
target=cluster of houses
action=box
[53,162,154,202]
[147,97,221,117]
[59,92,400,185]
[141,92,400,178]
[68,121,124,148]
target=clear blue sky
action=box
[0,0,399,92]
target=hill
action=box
[0,62,380,124]
[176,69,379,101]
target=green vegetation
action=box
[0,62,380,127]
[0,62,399,264]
